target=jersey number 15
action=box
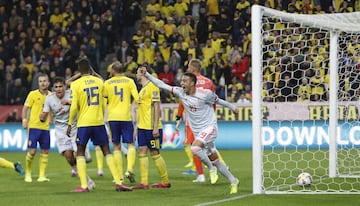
[84,86,99,106]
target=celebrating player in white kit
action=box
[40,77,95,189]
[137,67,240,194]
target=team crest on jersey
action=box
[153,91,158,97]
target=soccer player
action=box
[0,157,24,175]
[96,124,129,177]
[137,66,240,194]
[177,59,229,182]
[65,65,128,178]
[66,70,106,176]
[131,67,171,190]
[66,58,132,192]
[22,73,51,183]
[39,77,95,189]
[103,61,139,183]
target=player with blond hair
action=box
[22,73,51,183]
[104,61,139,183]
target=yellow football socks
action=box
[127,144,136,173]
[95,146,103,172]
[105,154,121,185]
[38,153,48,177]
[77,156,87,188]
[152,154,169,185]
[0,158,14,169]
[25,152,34,174]
[113,150,124,180]
[138,154,149,185]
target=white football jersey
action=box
[43,90,72,125]
[145,72,236,137]
[172,87,218,136]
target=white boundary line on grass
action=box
[194,193,256,206]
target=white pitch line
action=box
[194,193,256,206]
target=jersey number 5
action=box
[84,86,99,106]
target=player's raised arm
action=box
[137,66,173,93]
[66,65,103,86]
[90,66,104,81]
[66,72,81,86]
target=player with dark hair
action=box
[40,76,95,189]
[104,61,139,183]
[177,59,229,182]
[137,66,240,194]
[67,58,132,192]
[66,67,107,176]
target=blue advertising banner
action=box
[161,122,252,150]
[1,121,359,151]
[263,120,360,149]
[0,122,252,151]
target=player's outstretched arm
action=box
[90,66,104,81]
[66,66,103,86]
[138,66,173,92]
[217,98,239,114]
[66,73,81,86]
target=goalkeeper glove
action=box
[175,115,181,131]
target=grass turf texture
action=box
[1,150,359,206]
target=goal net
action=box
[251,5,360,194]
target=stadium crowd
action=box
[0,0,359,106]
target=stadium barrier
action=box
[1,120,360,151]
[1,103,359,151]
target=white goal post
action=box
[252,5,360,194]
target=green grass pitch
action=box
[0,150,359,206]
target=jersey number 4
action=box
[114,86,124,102]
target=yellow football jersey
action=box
[104,76,139,121]
[24,90,51,130]
[137,82,162,130]
[69,75,105,127]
